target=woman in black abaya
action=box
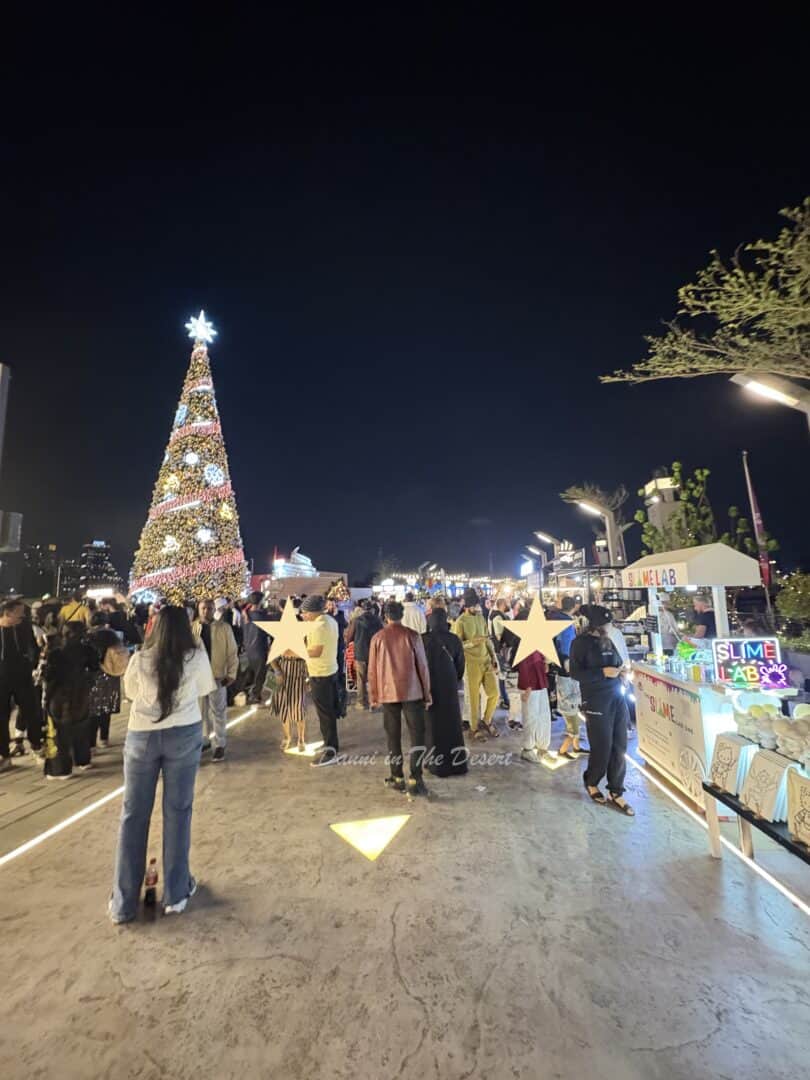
[422,609,468,776]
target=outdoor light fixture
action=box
[534,531,559,545]
[578,501,602,516]
[526,545,542,556]
[740,380,800,408]
[730,373,810,430]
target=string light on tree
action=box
[129,311,248,603]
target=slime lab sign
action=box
[621,563,686,588]
[711,637,788,690]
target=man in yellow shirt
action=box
[453,589,499,739]
[301,595,340,767]
[58,591,92,629]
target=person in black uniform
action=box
[569,604,634,816]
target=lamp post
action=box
[730,373,810,432]
[534,531,562,560]
[577,501,626,567]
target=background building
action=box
[56,558,81,596]
[22,543,58,597]
[80,540,123,597]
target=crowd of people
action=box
[2,583,640,923]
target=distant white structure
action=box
[272,546,318,579]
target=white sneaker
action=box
[46,772,73,781]
[164,877,198,915]
[520,748,541,764]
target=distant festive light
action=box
[163,473,180,492]
[196,527,214,544]
[185,310,217,344]
[184,451,200,466]
[174,404,188,427]
[219,502,234,521]
[162,535,180,553]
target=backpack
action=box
[102,643,130,678]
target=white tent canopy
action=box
[621,543,760,590]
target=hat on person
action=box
[301,595,326,613]
[214,597,229,611]
[580,604,612,629]
[463,588,480,607]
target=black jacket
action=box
[347,612,384,663]
[242,610,271,659]
[569,632,622,696]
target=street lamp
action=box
[534,531,562,559]
[575,502,626,566]
[730,373,810,432]
[526,545,543,556]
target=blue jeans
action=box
[110,722,202,920]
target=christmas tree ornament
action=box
[129,312,248,603]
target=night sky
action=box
[1,15,808,584]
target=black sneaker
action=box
[408,777,430,797]
[385,776,406,793]
[310,750,337,768]
[9,742,26,758]
[212,746,225,762]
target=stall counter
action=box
[632,662,736,804]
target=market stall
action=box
[620,543,780,803]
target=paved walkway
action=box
[1,705,808,1079]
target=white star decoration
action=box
[185,309,217,344]
[256,598,310,662]
[507,598,573,667]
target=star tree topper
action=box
[185,309,217,344]
[257,598,310,662]
[508,597,573,667]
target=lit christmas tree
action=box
[129,311,249,604]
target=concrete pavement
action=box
[1,704,808,1079]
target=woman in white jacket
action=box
[109,606,216,923]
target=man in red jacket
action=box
[368,601,432,795]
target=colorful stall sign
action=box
[711,637,788,690]
[621,563,687,588]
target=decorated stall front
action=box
[620,543,772,803]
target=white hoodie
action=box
[401,601,427,635]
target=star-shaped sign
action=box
[507,598,573,667]
[185,309,217,344]
[256,598,310,662]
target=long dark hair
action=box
[144,605,197,722]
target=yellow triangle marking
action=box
[329,815,411,861]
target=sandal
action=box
[507,719,522,730]
[472,729,489,741]
[586,786,607,805]
[607,794,635,817]
[486,723,500,738]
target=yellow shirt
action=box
[305,614,338,677]
[58,601,91,627]
[452,611,495,664]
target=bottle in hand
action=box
[144,858,158,906]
